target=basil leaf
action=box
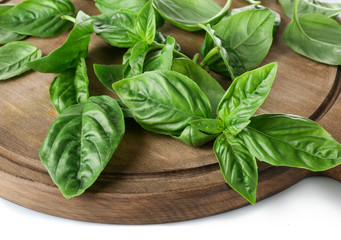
[95,0,147,13]
[283,2,341,65]
[0,0,75,37]
[189,118,224,134]
[134,1,156,44]
[123,41,149,77]
[226,5,281,36]
[154,31,181,51]
[279,0,341,19]
[29,11,94,73]
[172,58,225,117]
[202,9,275,73]
[153,0,232,31]
[241,114,341,171]
[92,10,138,48]
[50,58,89,113]
[112,70,212,136]
[213,132,257,204]
[0,5,26,44]
[143,50,162,72]
[172,125,218,146]
[217,63,277,135]
[93,64,125,92]
[0,41,41,80]
[39,96,125,199]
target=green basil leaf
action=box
[279,0,341,19]
[50,58,89,113]
[202,9,275,73]
[153,0,232,31]
[200,24,246,79]
[0,0,75,37]
[0,5,26,44]
[143,50,162,72]
[189,118,224,134]
[95,0,147,13]
[241,114,341,172]
[283,3,341,65]
[0,41,41,80]
[213,132,257,204]
[134,1,156,44]
[123,41,149,77]
[154,31,181,51]
[93,64,125,92]
[172,58,225,117]
[39,96,125,199]
[172,125,218,146]
[226,5,281,36]
[29,11,94,73]
[92,9,139,48]
[217,63,277,135]
[112,70,212,136]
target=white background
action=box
[1,176,341,239]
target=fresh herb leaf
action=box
[189,118,224,134]
[134,1,156,44]
[0,4,26,44]
[94,64,125,92]
[39,96,125,199]
[95,0,147,13]
[173,125,218,146]
[0,41,41,80]
[123,41,149,77]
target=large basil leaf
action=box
[93,64,125,92]
[39,96,125,199]
[201,9,275,73]
[134,1,156,44]
[29,11,94,73]
[213,132,257,204]
[92,10,138,48]
[50,58,89,113]
[283,2,341,65]
[217,63,277,135]
[172,58,225,117]
[95,0,147,13]
[0,41,41,80]
[172,125,218,146]
[241,114,341,171]
[112,70,212,135]
[0,0,75,37]
[153,0,231,31]
[279,0,341,19]
[0,5,26,44]
[123,41,149,77]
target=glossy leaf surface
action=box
[172,125,218,146]
[113,70,212,135]
[213,132,257,204]
[217,63,277,135]
[29,11,94,73]
[134,1,156,44]
[95,0,147,13]
[50,58,89,113]
[241,114,341,171]
[0,5,26,44]
[40,96,125,198]
[0,41,41,80]
[124,41,149,77]
[94,64,125,92]
[0,0,75,37]
[189,118,224,134]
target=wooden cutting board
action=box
[1,0,340,224]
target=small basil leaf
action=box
[0,5,26,44]
[124,41,149,77]
[93,64,125,92]
[241,114,341,172]
[92,9,139,48]
[172,125,218,146]
[284,9,341,65]
[154,31,181,51]
[0,0,75,37]
[40,96,125,199]
[202,9,275,73]
[29,11,94,73]
[95,0,147,13]
[50,58,89,113]
[153,0,232,31]
[226,5,281,36]
[279,0,341,19]
[172,58,225,117]
[143,50,162,72]
[0,41,41,80]
[217,63,277,135]
[213,132,257,204]
[189,119,224,134]
[112,70,212,136]
[135,1,156,44]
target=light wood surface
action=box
[0,0,340,224]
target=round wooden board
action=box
[1,0,341,224]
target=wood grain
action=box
[0,0,340,224]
